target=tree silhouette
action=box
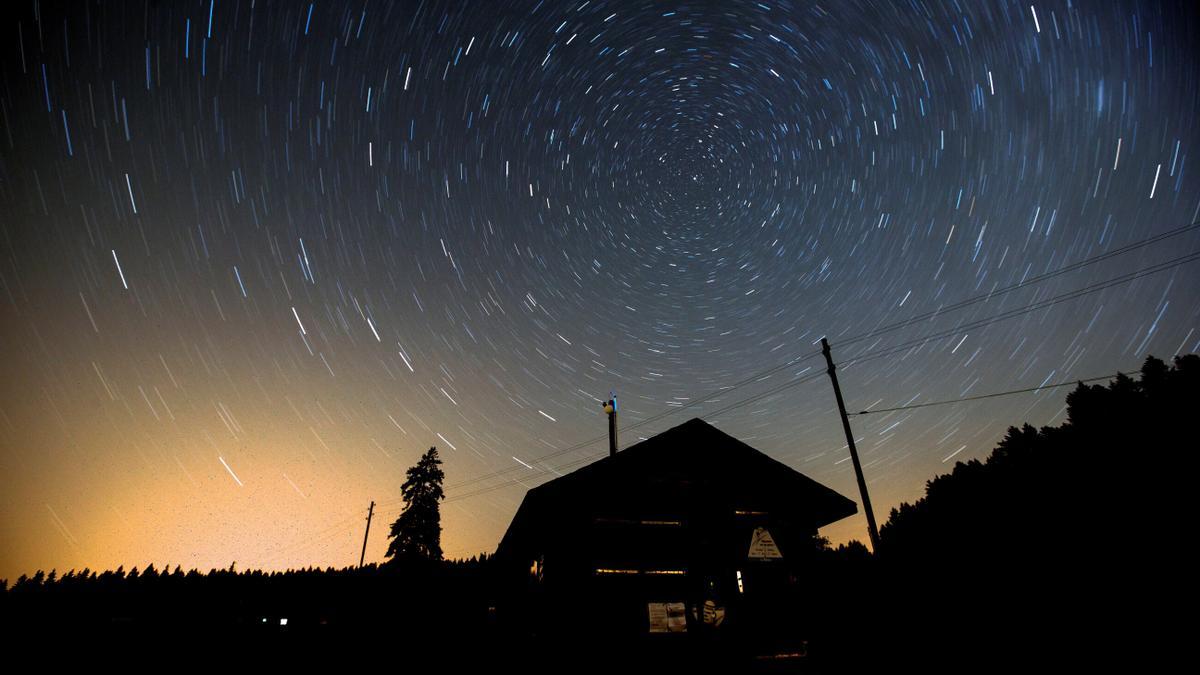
[385,446,446,564]
[876,354,1200,562]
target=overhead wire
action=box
[276,226,1200,563]
[441,223,1199,495]
[848,372,1127,416]
[442,249,1200,503]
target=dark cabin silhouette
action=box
[494,417,856,653]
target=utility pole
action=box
[359,500,375,568]
[821,338,882,553]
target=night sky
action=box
[2,0,1198,582]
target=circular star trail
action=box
[1,0,1198,578]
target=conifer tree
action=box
[385,446,445,563]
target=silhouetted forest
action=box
[1,555,496,637]
[807,353,1196,669]
[3,354,1194,668]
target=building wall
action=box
[504,500,821,640]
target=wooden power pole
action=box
[359,500,375,568]
[821,338,882,553]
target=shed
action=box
[494,417,857,647]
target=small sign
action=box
[748,526,783,559]
[648,602,688,633]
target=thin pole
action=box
[604,394,618,456]
[359,500,375,568]
[821,338,882,553]
[608,405,618,456]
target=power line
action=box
[274,226,1200,562]
[700,251,1199,424]
[834,221,1199,351]
[440,372,838,505]
[832,251,1200,369]
[440,224,1198,495]
[441,250,1200,503]
[441,351,822,493]
[849,373,1126,416]
[293,247,1198,562]
[266,510,372,560]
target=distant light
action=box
[280,618,288,626]
[736,570,745,594]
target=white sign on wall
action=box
[748,526,783,559]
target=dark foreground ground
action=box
[1,552,1182,672]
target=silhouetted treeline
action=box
[807,353,1197,670]
[880,353,1197,561]
[2,555,497,641]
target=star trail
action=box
[1,0,1198,581]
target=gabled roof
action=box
[496,418,857,559]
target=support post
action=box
[821,338,882,553]
[359,500,375,568]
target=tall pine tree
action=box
[385,446,445,564]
